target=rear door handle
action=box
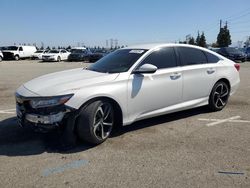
[170,72,181,80]
[207,68,215,74]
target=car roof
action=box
[124,43,207,50]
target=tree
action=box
[217,24,232,47]
[196,31,200,45]
[179,40,187,44]
[46,46,50,50]
[66,45,72,51]
[199,32,207,47]
[211,43,218,48]
[188,37,195,45]
[244,36,250,47]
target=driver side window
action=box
[19,47,23,51]
[140,47,177,69]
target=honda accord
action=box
[15,44,240,144]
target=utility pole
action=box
[110,38,114,49]
[106,40,109,49]
[220,19,222,29]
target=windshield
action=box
[49,50,59,53]
[35,50,43,53]
[88,49,147,73]
[6,46,18,51]
[225,48,241,53]
[71,49,86,53]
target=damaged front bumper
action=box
[16,93,75,132]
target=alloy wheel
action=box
[213,83,229,109]
[93,103,114,140]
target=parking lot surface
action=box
[0,60,250,188]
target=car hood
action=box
[43,53,59,56]
[229,52,244,56]
[2,50,17,53]
[22,68,119,96]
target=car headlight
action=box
[29,94,73,108]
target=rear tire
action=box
[208,81,230,111]
[76,100,114,144]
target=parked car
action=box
[42,49,70,62]
[245,47,250,60]
[31,50,49,60]
[68,48,92,61]
[15,44,240,144]
[2,46,37,60]
[217,47,246,62]
[88,49,107,62]
[0,51,3,61]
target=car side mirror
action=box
[132,64,157,74]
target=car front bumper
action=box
[42,56,57,61]
[16,94,75,132]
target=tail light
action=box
[234,63,240,71]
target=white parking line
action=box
[0,108,16,114]
[198,116,250,127]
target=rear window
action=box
[204,51,220,63]
[177,47,207,66]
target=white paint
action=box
[198,116,250,127]
[0,109,16,114]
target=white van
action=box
[2,46,37,60]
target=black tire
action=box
[208,81,230,111]
[57,56,61,62]
[14,55,19,61]
[76,100,114,144]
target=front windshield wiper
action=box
[86,67,103,73]
[85,67,115,74]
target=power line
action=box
[228,11,250,22]
[224,7,250,20]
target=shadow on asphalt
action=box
[111,106,212,137]
[0,106,212,156]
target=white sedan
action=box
[16,44,240,144]
[31,50,49,60]
[42,49,70,62]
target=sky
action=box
[0,0,250,47]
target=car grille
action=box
[16,94,67,120]
[43,56,51,58]
[2,52,14,59]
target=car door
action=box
[18,47,24,58]
[127,47,183,121]
[176,47,217,103]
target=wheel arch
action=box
[216,78,231,92]
[78,96,123,128]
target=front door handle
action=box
[207,68,215,74]
[170,73,181,80]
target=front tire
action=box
[14,55,19,61]
[76,100,114,144]
[208,81,230,111]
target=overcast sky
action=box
[1,0,250,47]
